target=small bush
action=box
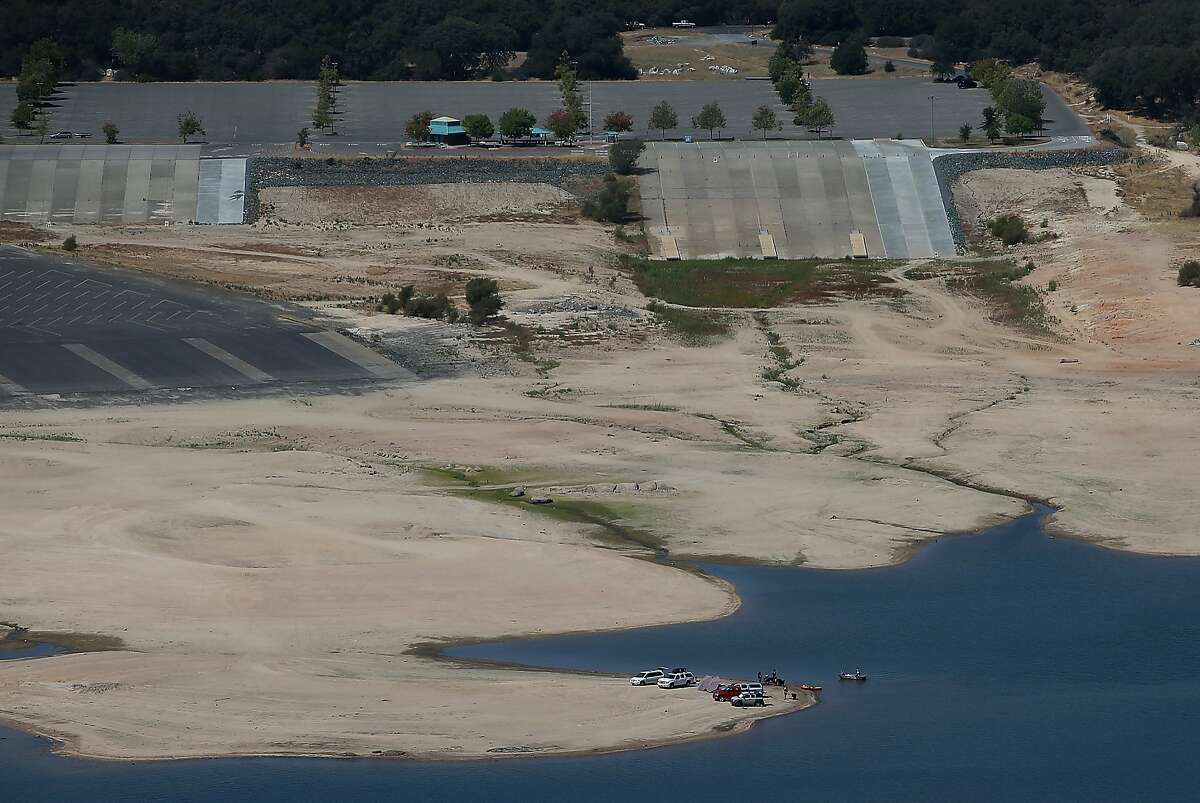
[988,214,1029,246]
[1048,279,1058,291]
[1148,132,1172,148]
[62,235,77,251]
[1100,125,1137,148]
[1178,261,1200,287]
[609,138,646,175]
[874,36,905,48]
[582,174,632,223]
[465,277,504,324]
[1180,183,1200,218]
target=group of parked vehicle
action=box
[628,668,766,707]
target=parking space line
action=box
[62,343,154,389]
[300,330,415,380]
[0,371,29,396]
[183,337,274,382]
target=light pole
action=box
[928,94,936,144]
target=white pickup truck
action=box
[657,670,696,688]
[672,20,696,28]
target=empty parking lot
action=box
[0,246,412,401]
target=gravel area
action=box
[933,147,1128,247]
[245,156,609,223]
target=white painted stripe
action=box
[299,331,414,380]
[183,337,273,382]
[0,371,29,396]
[62,343,153,389]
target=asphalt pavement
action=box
[0,245,413,402]
[0,78,1089,156]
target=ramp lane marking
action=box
[62,343,153,390]
[0,372,29,396]
[183,337,274,382]
[299,331,416,380]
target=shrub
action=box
[62,234,77,251]
[1180,182,1200,218]
[581,174,632,223]
[1148,132,1172,148]
[1100,125,1137,148]
[884,59,896,73]
[830,36,869,75]
[988,214,1029,246]
[1048,280,1058,291]
[405,293,456,320]
[1178,261,1200,287]
[102,121,119,144]
[874,36,905,48]
[465,277,504,324]
[609,138,645,175]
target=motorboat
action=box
[838,670,867,682]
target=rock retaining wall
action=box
[932,147,1128,248]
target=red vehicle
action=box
[712,684,744,701]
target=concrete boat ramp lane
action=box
[0,246,414,403]
[639,140,956,260]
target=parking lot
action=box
[0,78,1087,154]
[639,140,956,260]
[0,246,412,400]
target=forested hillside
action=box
[3,0,1197,116]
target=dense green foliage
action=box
[0,0,641,81]
[830,35,869,75]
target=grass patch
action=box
[645,300,732,343]
[621,255,897,308]
[941,259,1055,335]
[605,402,680,412]
[0,432,84,442]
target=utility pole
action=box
[928,95,936,144]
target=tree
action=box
[463,114,494,141]
[752,106,780,139]
[296,127,309,148]
[776,66,811,107]
[177,110,205,143]
[608,138,645,175]
[111,28,158,79]
[421,16,516,79]
[522,12,636,80]
[35,109,50,144]
[806,97,836,139]
[405,111,434,142]
[691,102,727,140]
[958,123,973,143]
[830,36,869,76]
[981,107,1001,142]
[931,58,955,81]
[649,101,678,140]
[313,55,339,134]
[1005,113,1033,138]
[465,277,504,324]
[102,121,120,144]
[498,107,536,140]
[11,102,35,130]
[581,174,631,223]
[884,59,896,73]
[603,111,633,133]
[545,108,578,142]
[555,55,587,132]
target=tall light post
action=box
[928,94,936,144]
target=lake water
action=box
[4,508,1199,801]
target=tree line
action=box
[5,0,1196,120]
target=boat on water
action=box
[838,670,868,682]
[798,684,822,692]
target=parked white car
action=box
[657,670,696,688]
[630,668,666,686]
[731,691,765,707]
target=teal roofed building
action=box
[429,116,469,145]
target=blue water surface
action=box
[3,509,1199,802]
